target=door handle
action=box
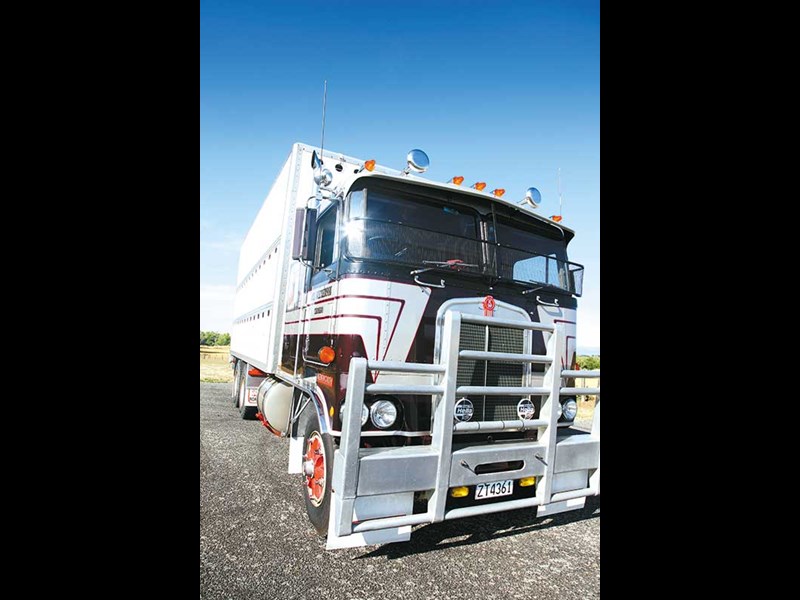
[414,275,446,288]
[536,295,559,307]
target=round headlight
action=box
[561,398,578,421]
[340,402,370,427]
[370,399,398,429]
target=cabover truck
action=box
[230,142,600,549]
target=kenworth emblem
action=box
[517,398,535,420]
[482,295,495,316]
[454,398,474,422]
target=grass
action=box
[575,376,599,422]
[201,345,233,383]
[577,395,598,422]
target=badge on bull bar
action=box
[454,398,474,422]
[517,398,535,420]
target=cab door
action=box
[301,203,339,371]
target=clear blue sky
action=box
[200,0,600,351]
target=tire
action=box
[238,369,257,420]
[232,361,243,405]
[301,415,334,535]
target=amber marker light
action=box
[472,182,487,191]
[450,176,464,185]
[450,486,469,498]
[318,346,336,364]
[551,215,563,223]
[491,189,506,197]
[364,159,376,172]
[519,476,536,487]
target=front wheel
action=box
[302,416,334,535]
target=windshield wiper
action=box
[409,259,479,289]
[409,259,478,276]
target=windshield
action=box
[490,216,575,291]
[344,185,583,296]
[355,189,480,238]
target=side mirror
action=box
[311,150,332,186]
[521,187,542,209]
[291,208,318,262]
[402,149,430,174]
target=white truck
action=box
[230,142,600,549]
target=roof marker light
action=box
[491,189,505,197]
[364,159,376,172]
[450,176,464,186]
[472,182,487,191]
[551,215,563,223]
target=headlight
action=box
[370,399,398,429]
[340,402,369,426]
[561,398,578,421]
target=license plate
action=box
[475,480,514,499]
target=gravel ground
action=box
[200,383,600,599]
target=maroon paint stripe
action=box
[298,314,382,360]
[284,294,409,367]
[553,319,576,366]
[381,300,405,361]
[311,296,337,306]
[283,289,415,381]
[285,294,407,323]
[290,294,407,313]
[307,293,407,307]
[284,312,385,326]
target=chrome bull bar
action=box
[329,310,600,544]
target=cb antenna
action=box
[320,80,327,159]
[558,167,563,218]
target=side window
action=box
[311,207,337,288]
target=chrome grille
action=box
[456,321,528,421]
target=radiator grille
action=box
[456,321,528,421]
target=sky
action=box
[200,0,600,352]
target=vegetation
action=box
[200,331,230,346]
[201,345,233,383]
[577,355,600,370]
[575,355,600,420]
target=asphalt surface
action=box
[200,382,600,599]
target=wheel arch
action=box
[293,384,332,436]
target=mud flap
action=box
[287,436,304,474]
